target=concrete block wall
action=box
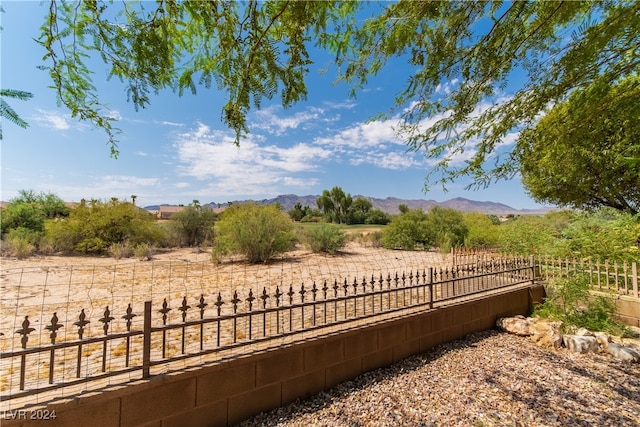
[3,285,544,427]
[615,296,640,327]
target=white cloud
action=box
[350,151,420,170]
[173,123,332,196]
[313,117,404,149]
[435,78,459,95]
[100,175,161,188]
[107,109,122,120]
[322,100,357,110]
[33,109,71,130]
[156,120,184,127]
[252,105,322,135]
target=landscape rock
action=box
[576,328,594,337]
[496,316,531,336]
[593,332,611,348]
[563,335,599,354]
[530,319,563,349]
[628,342,640,352]
[606,343,640,362]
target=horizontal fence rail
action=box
[1,255,534,407]
[536,256,638,298]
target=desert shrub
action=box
[4,233,36,259]
[1,202,44,236]
[496,214,559,255]
[367,231,383,247]
[424,206,468,251]
[1,191,70,251]
[37,235,56,255]
[554,208,639,263]
[365,209,391,225]
[463,212,500,248]
[170,205,216,246]
[108,242,133,259]
[353,231,383,247]
[302,223,346,254]
[5,226,40,245]
[533,274,625,335]
[494,208,639,262]
[133,242,154,260]
[46,199,162,254]
[213,203,295,263]
[1,190,68,234]
[381,207,468,251]
[153,221,182,247]
[382,209,429,250]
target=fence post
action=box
[428,267,434,309]
[530,255,535,285]
[633,262,638,298]
[143,301,152,379]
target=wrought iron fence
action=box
[1,255,534,407]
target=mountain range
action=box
[146,194,551,215]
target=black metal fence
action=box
[1,255,534,406]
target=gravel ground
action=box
[238,330,640,427]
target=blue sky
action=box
[1,1,550,210]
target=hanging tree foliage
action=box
[517,76,640,215]
[38,1,640,188]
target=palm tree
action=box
[0,88,34,139]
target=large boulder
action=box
[563,335,599,354]
[496,315,532,336]
[530,320,563,349]
[606,343,640,362]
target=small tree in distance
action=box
[317,186,353,224]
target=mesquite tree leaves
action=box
[517,76,640,215]
[37,1,639,189]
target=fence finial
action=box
[45,312,63,344]
[99,307,115,335]
[74,309,90,339]
[15,316,35,349]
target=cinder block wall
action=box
[4,285,544,427]
[614,296,640,327]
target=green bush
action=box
[381,207,469,251]
[381,209,429,250]
[463,212,500,248]
[170,205,216,246]
[494,208,639,263]
[424,206,468,251]
[213,203,295,263]
[365,209,391,225]
[46,199,162,254]
[1,190,69,237]
[533,274,625,335]
[302,223,346,254]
